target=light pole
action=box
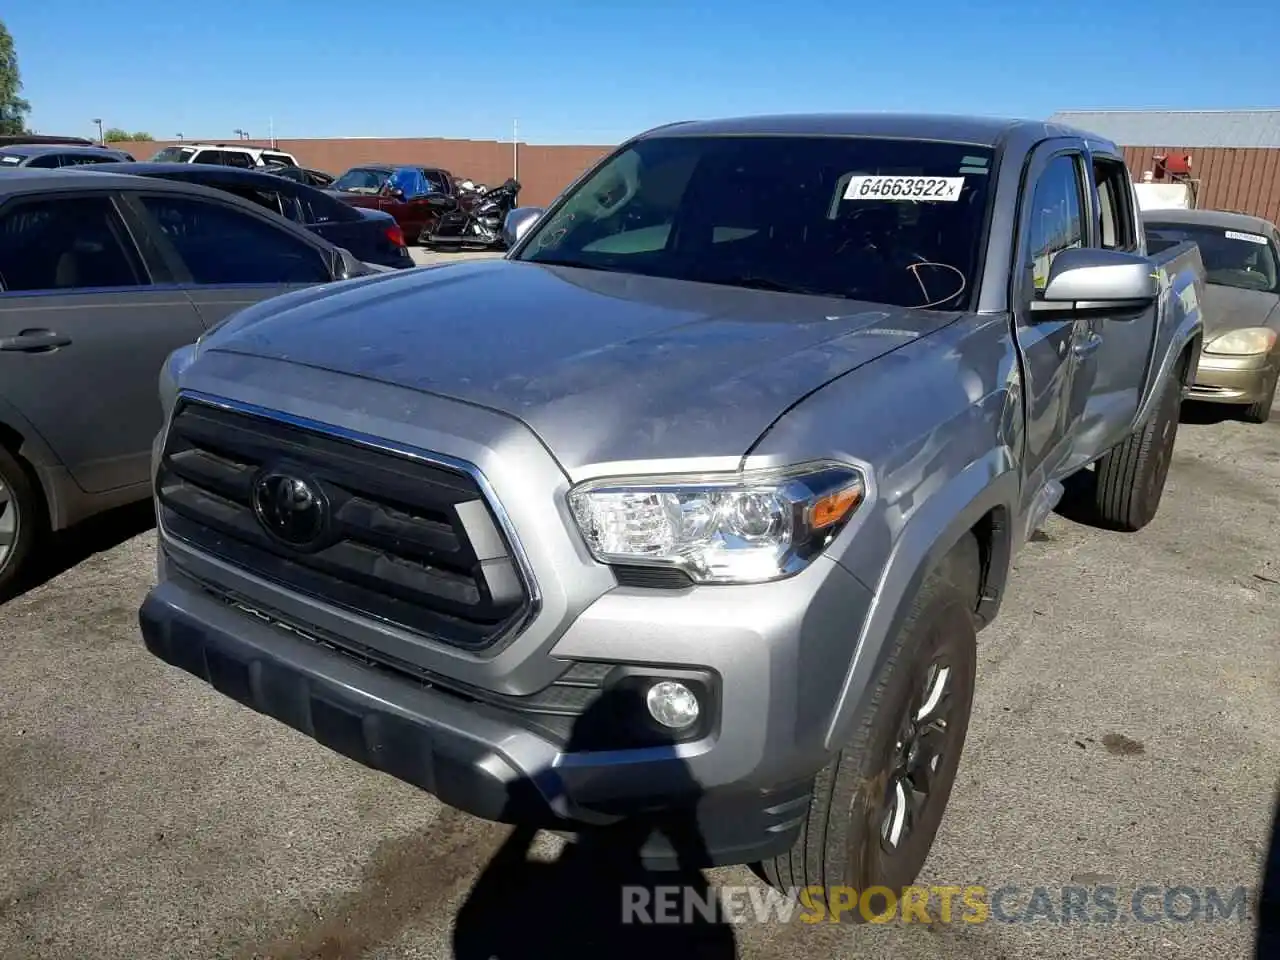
[92,118,104,145]
[233,128,245,141]
[176,133,184,142]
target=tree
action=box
[0,19,31,136]
[103,128,154,142]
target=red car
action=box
[326,164,463,244]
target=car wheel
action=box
[1092,369,1181,532]
[0,444,43,598]
[1241,372,1277,424]
[759,562,977,918]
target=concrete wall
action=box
[109,137,615,207]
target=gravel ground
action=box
[0,393,1276,960]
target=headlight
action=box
[567,461,866,584]
[1204,327,1277,356]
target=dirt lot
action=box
[1,382,1276,958]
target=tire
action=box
[1093,371,1181,532]
[0,444,43,598]
[759,568,978,918]
[1241,373,1277,424]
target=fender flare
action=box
[823,450,1019,751]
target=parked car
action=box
[140,114,1204,902]
[149,143,299,169]
[1143,208,1279,422]
[84,162,413,270]
[327,164,459,244]
[0,135,99,148]
[0,168,377,594]
[263,163,336,189]
[0,143,135,168]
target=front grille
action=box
[156,397,533,650]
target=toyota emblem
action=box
[252,470,328,547]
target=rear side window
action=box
[223,151,256,169]
[62,153,118,167]
[1026,154,1086,293]
[262,152,297,167]
[191,150,224,165]
[0,195,144,292]
[135,194,330,285]
[1094,158,1137,251]
[24,154,62,169]
[424,170,449,193]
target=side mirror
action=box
[385,187,405,201]
[329,246,363,281]
[502,206,545,249]
[1031,247,1158,316]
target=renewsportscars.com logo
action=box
[622,884,1254,926]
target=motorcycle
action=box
[420,178,521,251]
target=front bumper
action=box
[140,548,872,868]
[1188,352,1275,404]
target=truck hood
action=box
[1201,284,1280,338]
[197,259,961,470]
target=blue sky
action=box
[9,1,1279,145]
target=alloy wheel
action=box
[880,660,953,854]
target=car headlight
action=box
[1204,327,1278,356]
[567,461,866,584]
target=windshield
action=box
[1145,221,1279,293]
[331,167,390,194]
[151,146,195,163]
[513,135,995,309]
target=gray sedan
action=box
[1143,208,1280,422]
[0,168,368,594]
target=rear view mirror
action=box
[329,246,363,281]
[502,207,545,249]
[1032,247,1157,316]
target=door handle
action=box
[0,329,73,353]
[1072,334,1102,358]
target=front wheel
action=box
[759,570,977,917]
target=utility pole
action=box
[513,119,519,180]
[92,118,104,145]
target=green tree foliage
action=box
[0,19,31,136]
[104,128,155,142]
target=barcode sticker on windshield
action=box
[844,175,966,202]
[1225,230,1268,245]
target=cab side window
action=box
[1094,157,1137,252]
[1026,154,1086,295]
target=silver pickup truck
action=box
[139,115,1205,901]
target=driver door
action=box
[1010,142,1096,504]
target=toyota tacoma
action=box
[139,114,1206,899]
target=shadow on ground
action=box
[1178,400,1242,427]
[451,687,739,959]
[0,500,155,605]
[1258,784,1279,959]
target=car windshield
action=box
[513,135,995,310]
[331,168,390,194]
[1145,221,1279,293]
[151,146,195,163]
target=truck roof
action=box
[638,113,1118,152]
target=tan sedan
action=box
[1144,209,1280,423]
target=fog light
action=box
[645,680,701,729]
